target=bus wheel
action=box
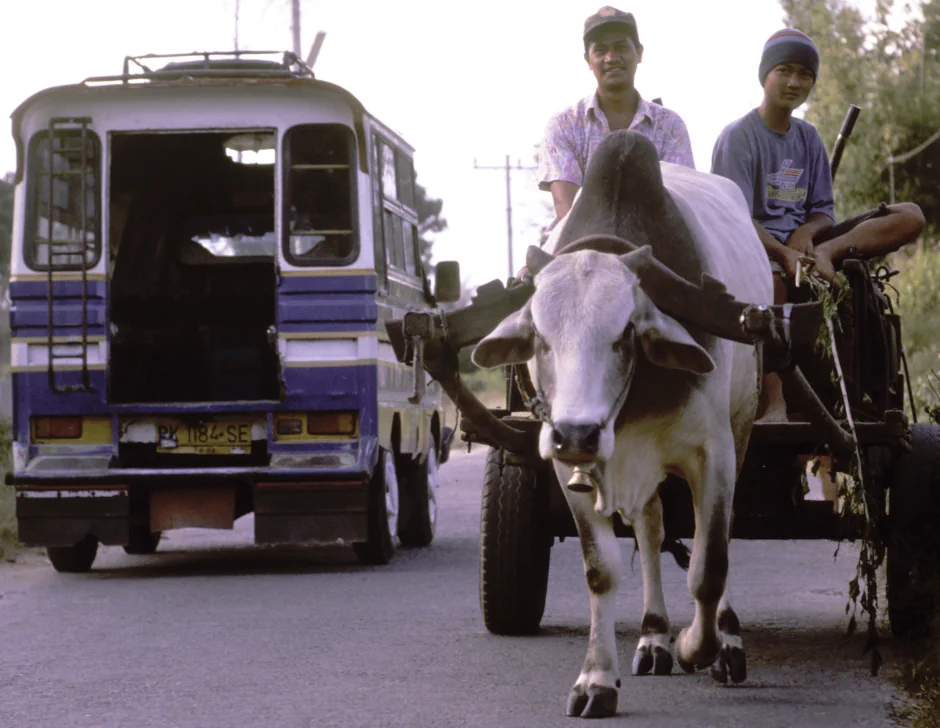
[398,443,439,548]
[123,529,163,556]
[354,448,399,565]
[47,536,99,573]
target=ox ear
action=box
[471,303,535,369]
[526,246,555,276]
[633,289,715,374]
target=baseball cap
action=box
[583,6,640,46]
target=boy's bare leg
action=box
[814,202,925,280]
[756,272,789,423]
[757,372,788,422]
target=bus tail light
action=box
[33,417,83,440]
[307,412,357,436]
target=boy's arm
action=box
[753,219,801,279]
[785,129,836,255]
[786,212,834,257]
[712,127,798,278]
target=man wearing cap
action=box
[538,7,695,222]
[711,28,924,421]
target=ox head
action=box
[471,245,715,465]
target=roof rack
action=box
[88,50,316,84]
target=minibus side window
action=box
[370,132,389,292]
[375,138,420,278]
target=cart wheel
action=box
[480,447,552,635]
[123,529,162,556]
[398,443,439,548]
[353,448,399,565]
[887,422,940,639]
[47,536,99,573]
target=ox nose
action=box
[552,422,602,462]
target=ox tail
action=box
[661,537,691,571]
[630,536,691,571]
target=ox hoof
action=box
[676,627,721,674]
[710,645,747,685]
[631,645,673,676]
[565,685,618,719]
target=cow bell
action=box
[567,465,597,493]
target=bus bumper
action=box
[6,447,378,548]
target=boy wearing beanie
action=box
[711,29,924,422]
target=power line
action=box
[290,0,302,57]
[886,128,940,203]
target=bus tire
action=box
[353,448,399,565]
[123,529,162,555]
[47,536,99,573]
[398,444,439,548]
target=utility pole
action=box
[474,155,537,280]
[234,0,240,51]
[290,0,302,58]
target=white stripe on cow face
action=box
[531,252,638,463]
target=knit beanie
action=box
[758,29,819,85]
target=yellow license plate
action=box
[156,420,254,455]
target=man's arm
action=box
[538,113,583,222]
[548,181,579,221]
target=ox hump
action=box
[581,131,666,215]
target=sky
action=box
[0,0,875,288]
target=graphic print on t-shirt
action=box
[765,159,806,203]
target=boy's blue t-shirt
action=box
[710,109,836,243]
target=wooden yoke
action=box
[385,242,853,456]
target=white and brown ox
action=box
[472,131,772,718]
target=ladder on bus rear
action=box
[44,117,95,393]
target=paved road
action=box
[0,447,908,728]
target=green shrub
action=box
[0,420,17,560]
[892,242,940,422]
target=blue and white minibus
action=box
[4,51,451,571]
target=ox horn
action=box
[615,244,760,345]
[534,234,822,350]
[526,246,555,276]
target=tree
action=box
[781,0,940,226]
[0,176,13,281]
[415,177,447,269]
